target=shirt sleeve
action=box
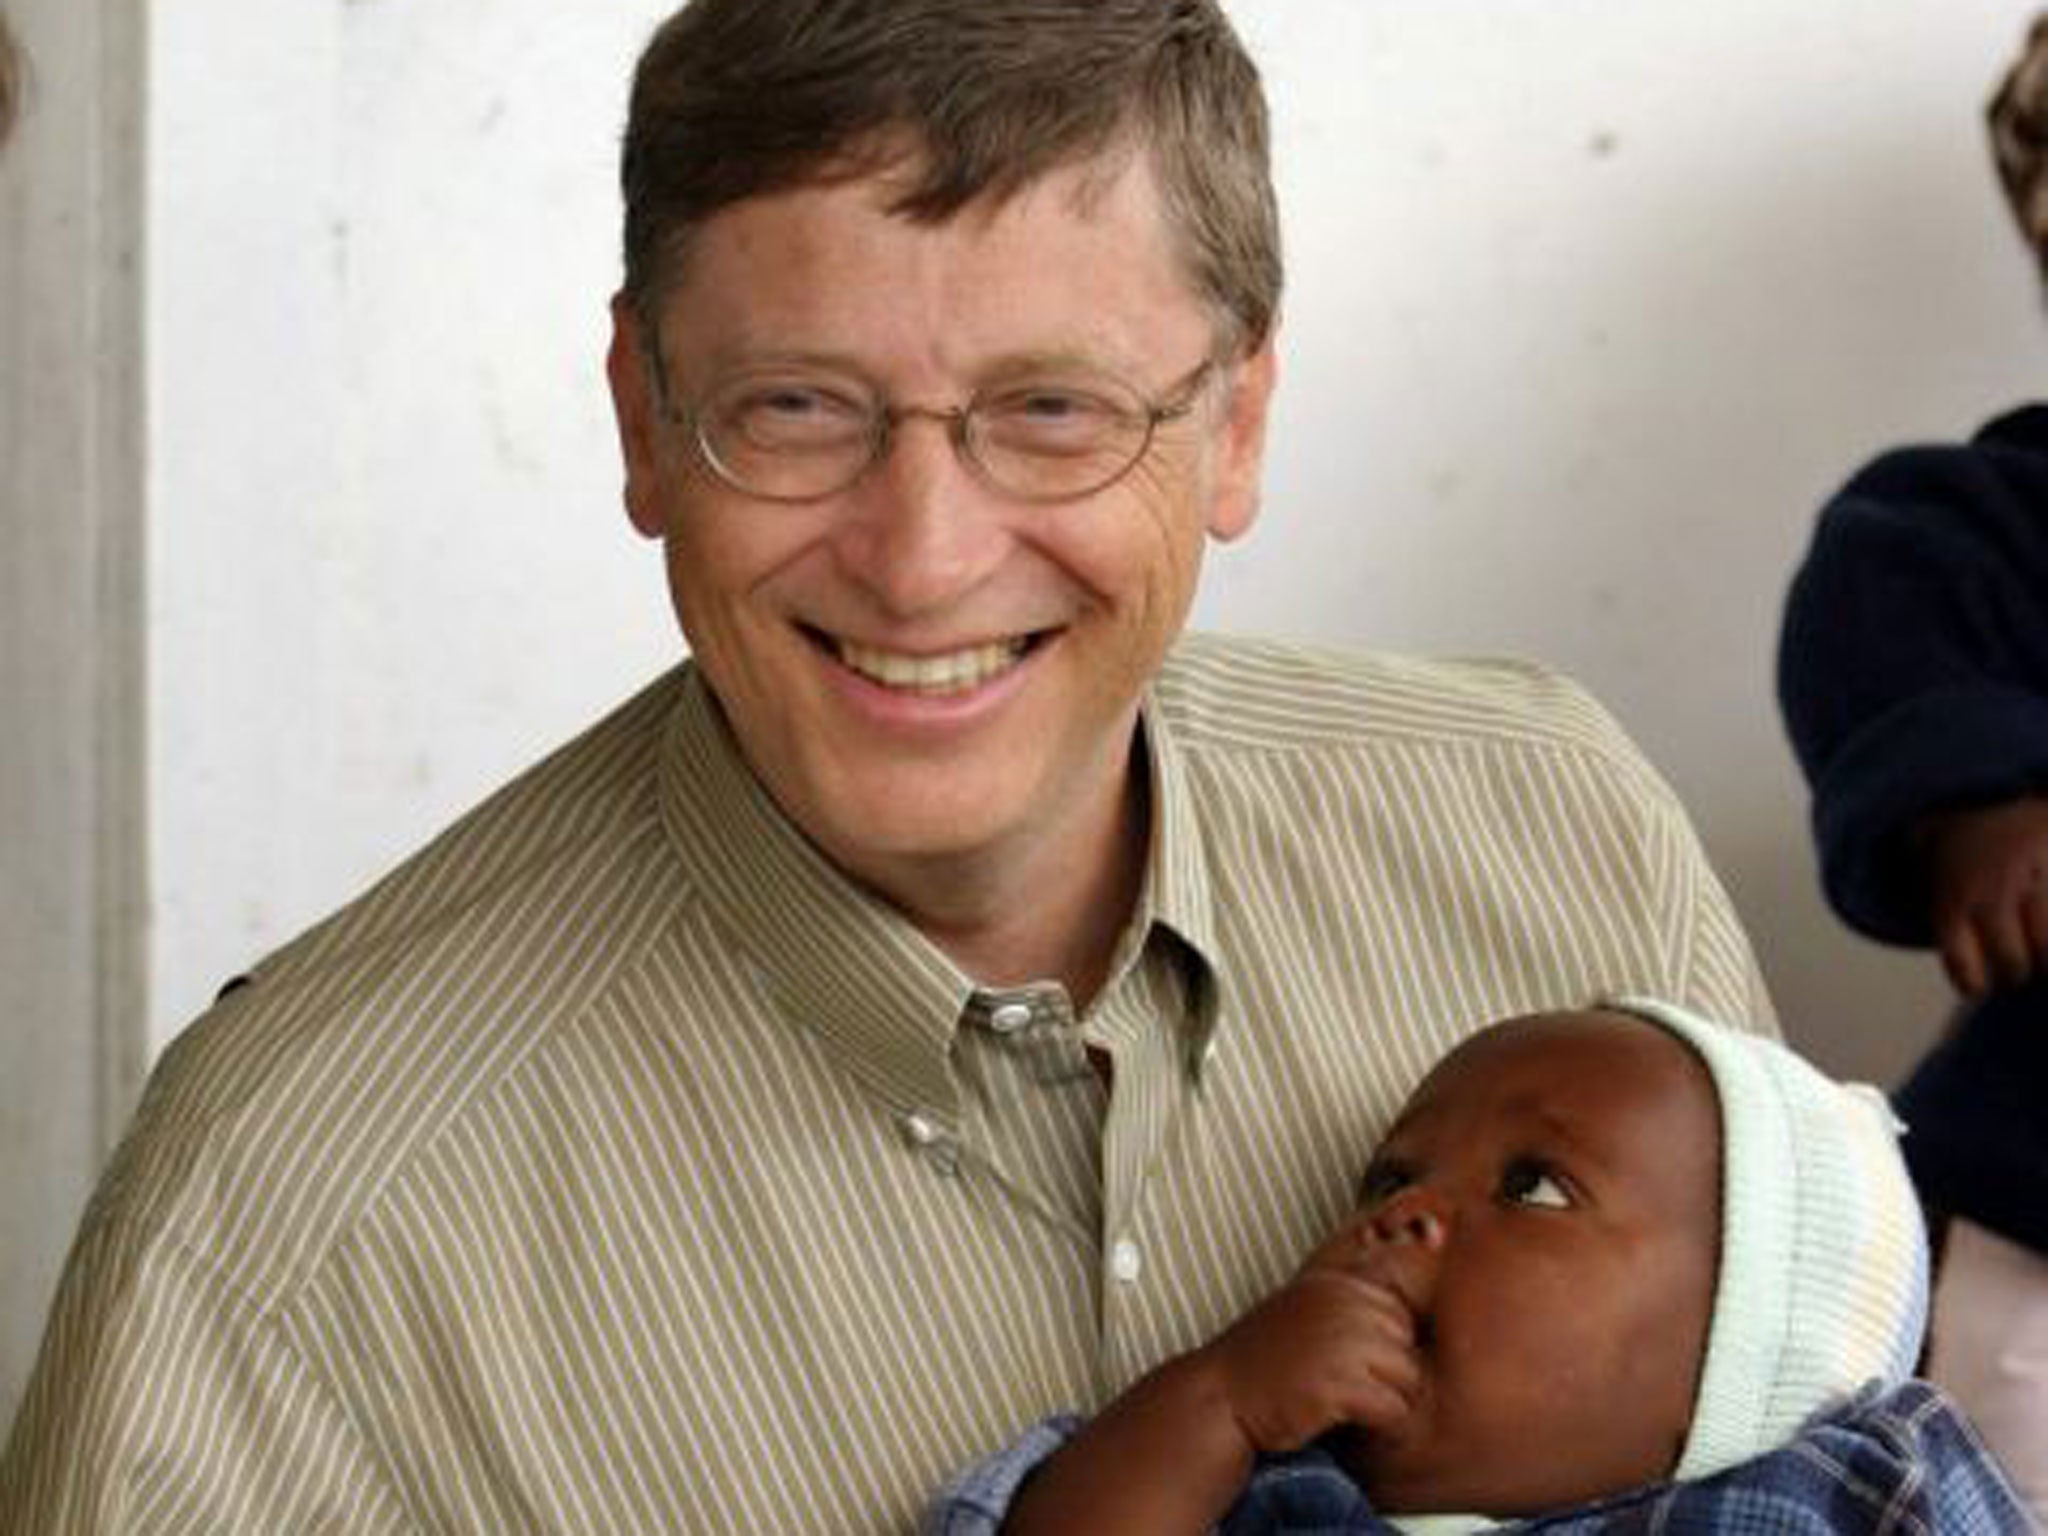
[1649,782,1780,1035]
[1778,428,2048,944]
[0,1215,415,1534]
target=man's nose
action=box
[1365,1183,1449,1250]
[830,413,1008,618]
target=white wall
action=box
[152,0,2048,1084]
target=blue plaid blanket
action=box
[924,1380,2032,1534]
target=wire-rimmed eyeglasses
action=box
[653,349,1218,505]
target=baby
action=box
[927,999,2031,1533]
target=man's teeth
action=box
[836,638,1027,694]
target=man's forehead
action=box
[654,150,1212,379]
[678,145,1174,276]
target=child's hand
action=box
[1193,1255,1421,1456]
[1922,795,2048,995]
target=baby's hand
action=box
[1193,1261,1421,1456]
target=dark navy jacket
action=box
[1779,404,2048,944]
[1777,404,2048,1255]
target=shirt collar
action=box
[657,668,970,1120]
[655,666,1227,1117]
[1131,687,1225,1074]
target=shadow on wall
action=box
[1,12,23,148]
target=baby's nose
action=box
[1366,1184,1449,1250]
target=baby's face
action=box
[1310,1008,1721,1516]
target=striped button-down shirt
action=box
[1,632,1772,1533]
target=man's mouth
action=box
[829,634,1037,696]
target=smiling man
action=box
[607,147,1270,1006]
[4,3,1775,1531]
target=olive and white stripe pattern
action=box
[1,631,1772,1533]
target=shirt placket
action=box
[950,983,1106,1249]
[1084,945,1204,1386]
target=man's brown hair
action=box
[619,0,1280,354]
[1990,14,2048,279]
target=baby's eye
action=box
[1499,1158,1572,1209]
[1359,1159,1413,1205]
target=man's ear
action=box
[1205,333,1278,544]
[606,293,670,540]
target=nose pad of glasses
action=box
[867,404,976,485]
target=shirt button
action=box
[1109,1238,1143,1285]
[900,1112,961,1175]
[989,1002,1033,1035]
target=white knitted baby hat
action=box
[1606,996,1929,1481]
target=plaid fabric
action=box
[923,1381,2034,1535]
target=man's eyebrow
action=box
[691,343,1142,389]
[699,345,869,375]
[977,347,1130,377]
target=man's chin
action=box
[789,780,1028,872]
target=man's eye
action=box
[980,384,1132,451]
[723,382,870,445]
[762,387,828,414]
[1002,386,1111,420]
[752,384,846,415]
[1499,1159,1572,1209]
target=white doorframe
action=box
[0,0,148,1423]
